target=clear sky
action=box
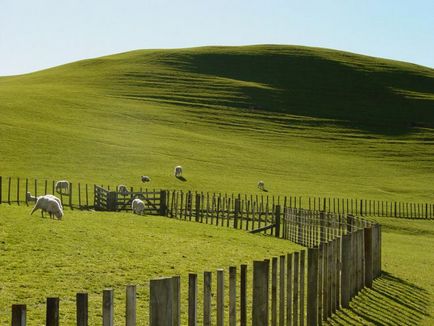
[1,0,433,76]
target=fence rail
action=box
[1,176,433,219]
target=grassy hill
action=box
[0,45,433,201]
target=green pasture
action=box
[0,205,301,325]
[0,45,433,202]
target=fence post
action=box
[160,190,168,216]
[103,289,114,326]
[234,198,240,229]
[271,257,278,326]
[275,205,281,238]
[188,273,198,326]
[217,269,224,326]
[293,251,300,326]
[8,177,11,204]
[240,264,247,326]
[279,255,285,326]
[252,260,269,326]
[195,194,201,222]
[76,293,88,326]
[172,276,181,326]
[229,266,237,326]
[364,228,373,288]
[203,271,212,326]
[126,285,136,326]
[307,247,319,326]
[150,278,173,326]
[69,183,73,210]
[17,177,20,205]
[12,304,26,326]
[46,297,60,326]
[341,234,351,308]
[0,176,2,204]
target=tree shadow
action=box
[327,272,430,325]
[176,176,187,182]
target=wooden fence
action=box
[6,209,381,326]
[1,176,433,218]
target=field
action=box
[0,205,301,324]
[0,44,433,324]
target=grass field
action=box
[0,205,301,325]
[0,44,433,324]
[0,45,433,202]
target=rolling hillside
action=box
[0,45,433,201]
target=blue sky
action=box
[1,0,433,76]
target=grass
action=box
[0,205,301,325]
[0,45,433,202]
[328,217,434,325]
[0,44,433,324]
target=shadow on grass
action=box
[328,272,430,325]
[176,176,187,182]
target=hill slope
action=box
[0,45,433,201]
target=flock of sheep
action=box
[29,165,266,219]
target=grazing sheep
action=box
[132,198,145,215]
[31,195,63,219]
[174,165,183,177]
[258,180,265,191]
[118,185,129,196]
[141,175,151,183]
[55,180,70,195]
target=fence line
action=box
[1,176,433,219]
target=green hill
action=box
[0,45,433,201]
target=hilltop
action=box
[0,45,433,201]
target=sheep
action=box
[30,195,63,219]
[27,192,62,209]
[174,165,183,177]
[132,198,145,215]
[141,175,151,183]
[258,180,265,191]
[118,185,129,196]
[55,180,70,195]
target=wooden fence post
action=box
[271,257,278,326]
[188,273,198,326]
[234,198,240,229]
[217,269,224,326]
[341,234,351,308]
[240,264,247,326]
[364,228,373,288]
[293,252,300,326]
[229,266,237,326]
[172,276,181,326]
[0,176,2,204]
[300,250,306,326]
[195,194,201,222]
[76,293,88,326]
[103,289,114,326]
[307,247,319,326]
[203,272,212,326]
[46,297,59,326]
[160,190,168,216]
[252,260,269,326]
[275,205,281,238]
[150,278,173,326]
[126,285,136,326]
[286,253,293,325]
[279,255,285,326]
[12,304,26,326]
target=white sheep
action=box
[132,198,145,215]
[118,185,129,196]
[55,180,70,195]
[174,165,183,177]
[31,195,63,219]
[258,180,265,191]
[141,176,151,183]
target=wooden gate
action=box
[94,185,167,215]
